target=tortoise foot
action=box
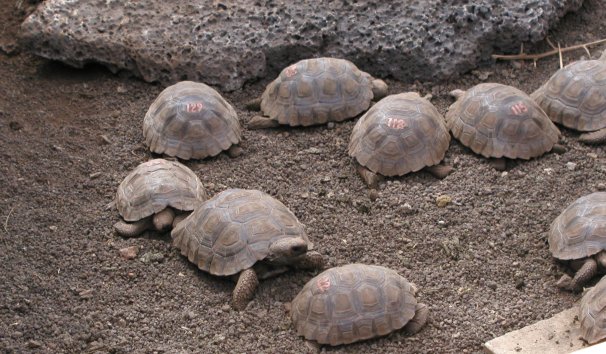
[489,158,507,171]
[556,274,573,290]
[356,164,383,188]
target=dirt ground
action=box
[2,1,606,353]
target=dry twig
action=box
[3,206,14,233]
[492,38,606,62]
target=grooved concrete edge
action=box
[483,306,590,354]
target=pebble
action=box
[327,122,335,129]
[119,246,139,260]
[368,189,379,202]
[140,252,164,263]
[116,85,128,93]
[436,195,452,207]
[543,168,554,176]
[565,162,576,171]
[587,152,598,159]
[597,183,606,191]
[486,281,498,290]
[49,225,58,232]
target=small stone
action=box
[327,122,335,129]
[436,195,452,207]
[79,289,93,299]
[119,246,139,260]
[116,85,128,93]
[515,279,525,290]
[49,225,58,232]
[486,281,497,290]
[221,304,231,312]
[587,152,598,159]
[301,192,309,199]
[543,168,554,176]
[89,172,102,179]
[501,171,508,177]
[597,183,606,191]
[438,220,446,226]
[140,252,164,263]
[9,121,23,131]
[306,147,321,154]
[27,340,42,349]
[565,162,576,171]
[127,272,136,278]
[99,135,111,145]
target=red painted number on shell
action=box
[386,117,407,129]
[316,276,331,292]
[510,102,528,115]
[284,65,298,78]
[186,102,204,113]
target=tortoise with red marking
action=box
[114,159,207,237]
[290,264,428,346]
[348,92,452,187]
[549,192,606,292]
[246,57,388,128]
[445,83,560,170]
[171,189,324,310]
[532,50,606,144]
[143,81,242,160]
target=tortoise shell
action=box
[446,83,560,159]
[579,275,606,344]
[260,58,375,126]
[116,159,207,222]
[143,81,241,160]
[549,192,606,260]
[531,57,606,132]
[171,189,309,276]
[348,92,450,176]
[291,264,419,346]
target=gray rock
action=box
[19,0,583,91]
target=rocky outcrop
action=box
[20,0,583,91]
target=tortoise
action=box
[579,275,606,344]
[549,192,606,292]
[348,92,452,187]
[143,81,242,160]
[114,159,207,237]
[171,188,324,310]
[531,50,606,144]
[246,57,388,129]
[290,264,428,346]
[445,83,561,170]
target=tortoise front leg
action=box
[356,163,383,188]
[114,218,153,237]
[579,128,606,145]
[557,258,598,291]
[232,268,259,310]
[404,303,429,334]
[424,164,453,179]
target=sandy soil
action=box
[1,0,606,353]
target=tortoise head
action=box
[266,237,309,265]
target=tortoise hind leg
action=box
[114,218,152,237]
[248,116,280,129]
[403,303,429,334]
[579,128,606,145]
[424,164,453,179]
[232,268,259,310]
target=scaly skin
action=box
[557,258,598,291]
[247,116,281,129]
[404,303,429,334]
[231,268,259,311]
[114,218,152,237]
[425,165,453,179]
[579,128,606,145]
[292,251,325,270]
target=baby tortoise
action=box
[446,83,560,170]
[291,264,428,346]
[532,50,606,144]
[114,159,206,237]
[247,57,387,128]
[171,188,324,310]
[549,192,606,291]
[143,81,242,160]
[348,92,452,187]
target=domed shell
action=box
[579,275,606,344]
[446,83,560,159]
[291,264,419,346]
[348,92,450,176]
[116,159,207,222]
[532,59,606,132]
[549,192,606,260]
[260,58,375,126]
[171,189,309,276]
[143,81,241,160]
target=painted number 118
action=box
[386,117,406,129]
